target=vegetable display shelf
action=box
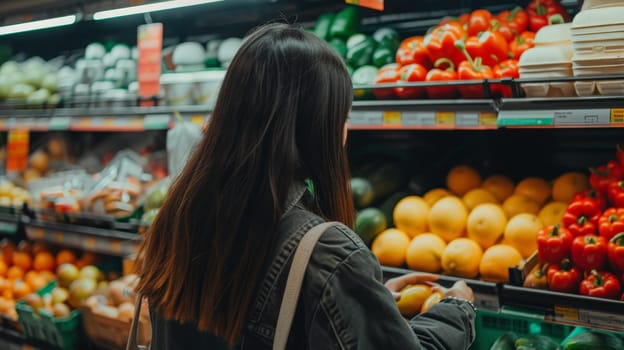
[0,211,21,236]
[23,219,140,257]
[0,106,209,132]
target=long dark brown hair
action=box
[136,23,354,346]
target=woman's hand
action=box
[385,272,439,301]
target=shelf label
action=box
[6,130,29,172]
[554,305,579,321]
[456,112,479,126]
[49,116,72,130]
[383,111,401,125]
[144,114,171,129]
[345,0,384,11]
[553,108,610,126]
[84,237,97,250]
[402,111,436,126]
[436,112,455,126]
[190,115,205,127]
[110,241,122,255]
[579,309,624,331]
[53,231,64,244]
[474,292,499,312]
[0,221,17,235]
[498,110,554,126]
[612,108,624,124]
[479,112,498,126]
[349,111,383,125]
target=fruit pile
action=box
[527,145,624,300]
[490,333,561,350]
[84,274,140,322]
[0,179,31,209]
[395,283,443,318]
[361,163,591,283]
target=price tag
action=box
[579,309,624,330]
[191,115,205,127]
[84,237,97,250]
[497,110,554,126]
[455,112,479,126]
[28,228,45,240]
[383,111,401,125]
[612,108,624,125]
[479,112,498,126]
[474,292,499,311]
[345,0,383,10]
[53,232,64,244]
[144,114,171,129]
[349,111,383,125]
[553,108,610,126]
[436,112,455,126]
[33,118,49,130]
[0,221,17,235]
[554,305,579,321]
[49,116,72,130]
[110,241,122,255]
[14,118,34,129]
[402,112,436,126]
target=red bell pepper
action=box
[425,58,458,99]
[562,199,601,236]
[497,6,529,34]
[396,36,432,69]
[373,64,400,100]
[459,13,470,26]
[537,224,573,264]
[527,0,571,32]
[465,30,509,67]
[468,9,493,36]
[589,160,624,194]
[573,189,607,211]
[394,63,428,99]
[607,181,624,208]
[617,144,624,168]
[509,31,535,60]
[547,259,581,293]
[490,19,514,42]
[423,23,467,68]
[608,232,624,272]
[579,270,621,299]
[598,208,624,241]
[455,41,494,98]
[492,59,519,98]
[571,234,608,271]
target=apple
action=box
[79,265,103,281]
[51,287,69,305]
[68,278,97,308]
[57,264,80,288]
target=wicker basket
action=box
[81,302,151,349]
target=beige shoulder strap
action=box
[273,221,338,350]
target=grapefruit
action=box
[406,233,446,273]
[428,196,468,242]
[446,165,482,196]
[371,229,410,267]
[421,291,444,313]
[504,213,544,258]
[482,175,515,202]
[441,238,483,278]
[479,244,524,283]
[502,194,540,218]
[423,188,451,207]
[514,177,551,205]
[462,188,498,210]
[552,172,589,203]
[538,201,567,227]
[396,284,432,317]
[393,196,430,238]
[466,203,508,249]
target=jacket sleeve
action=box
[308,247,475,350]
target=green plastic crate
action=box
[471,308,575,350]
[15,281,82,350]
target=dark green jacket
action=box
[150,187,476,349]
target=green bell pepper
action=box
[313,13,334,40]
[329,6,359,40]
[346,34,375,68]
[328,38,347,59]
[372,27,400,50]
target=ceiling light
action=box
[0,15,77,36]
[93,0,224,21]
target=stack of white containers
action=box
[519,23,575,97]
[571,1,624,96]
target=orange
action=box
[393,196,430,238]
[504,213,544,258]
[421,291,444,313]
[0,277,9,294]
[12,279,32,300]
[514,177,552,205]
[26,274,46,292]
[467,203,508,249]
[31,242,49,256]
[0,260,6,277]
[371,229,411,267]
[39,270,55,282]
[2,288,13,300]
[6,266,24,281]
[482,175,515,202]
[406,233,446,273]
[428,196,468,242]
[441,238,483,278]
[396,284,432,317]
[0,239,14,266]
[56,249,77,266]
[552,172,589,203]
[446,165,482,196]
[538,201,568,227]
[502,194,541,218]
[462,188,498,210]
[12,251,32,271]
[423,188,452,207]
[33,252,55,272]
[479,244,524,283]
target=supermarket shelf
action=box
[501,285,624,332]
[23,219,141,257]
[0,211,21,236]
[0,106,210,131]
[0,325,52,350]
[381,266,501,312]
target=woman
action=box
[137,22,476,349]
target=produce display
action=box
[490,329,624,350]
